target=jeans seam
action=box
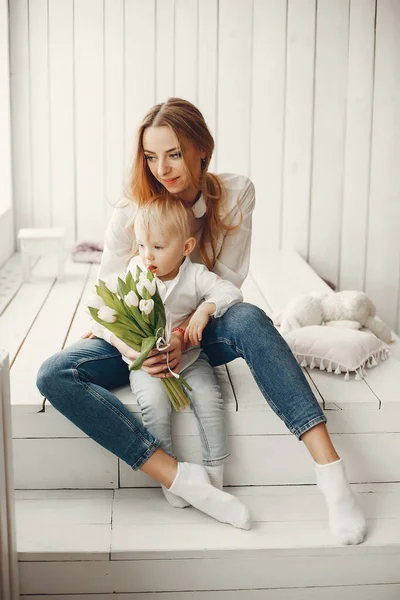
[203,453,230,467]
[72,367,154,448]
[189,400,212,464]
[129,440,161,470]
[74,351,122,369]
[295,415,327,440]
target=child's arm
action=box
[185,302,217,346]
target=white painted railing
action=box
[0,350,19,600]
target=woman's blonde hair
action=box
[125,97,241,270]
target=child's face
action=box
[134,220,188,281]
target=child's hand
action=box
[81,331,96,339]
[185,303,216,346]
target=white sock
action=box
[169,462,251,530]
[204,464,224,490]
[161,484,190,509]
[315,458,367,545]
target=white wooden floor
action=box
[2,251,400,597]
[14,484,400,596]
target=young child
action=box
[126,197,243,508]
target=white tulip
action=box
[124,290,139,308]
[87,294,105,310]
[139,299,154,315]
[137,278,156,297]
[98,306,117,323]
[105,274,119,294]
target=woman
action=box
[37,97,366,543]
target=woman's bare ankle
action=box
[139,448,178,488]
[301,423,340,464]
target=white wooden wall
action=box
[8,0,400,333]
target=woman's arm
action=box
[213,178,255,288]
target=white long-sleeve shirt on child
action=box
[91,254,243,372]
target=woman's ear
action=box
[183,237,196,256]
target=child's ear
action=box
[183,237,196,256]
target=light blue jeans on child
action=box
[130,351,228,466]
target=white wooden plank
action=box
[63,263,98,346]
[281,0,316,258]
[105,0,124,222]
[13,438,118,489]
[174,0,198,105]
[198,0,218,173]
[0,255,56,364]
[155,0,174,102]
[15,489,113,561]
[250,0,287,256]
[19,585,400,600]
[308,0,349,286]
[124,0,155,165]
[29,0,51,228]
[10,259,89,409]
[0,253,23,315]
[217,0,252,175]
[48,0,75,245]
[250,250,332,314]
[12,409,88,439]
[308,368,380,411]
[113,481,400,523]
[74,0,105,241]
[119,430,400,487]
[339,0,375,291]
[363,356,400,405]
[365,0,400,331]
[9,0,33,231]
[18,553,400,595]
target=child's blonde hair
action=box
[131,197,192,259]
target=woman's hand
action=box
[82,331,96,339]
[142,332,183,378]
[110,332,183,379]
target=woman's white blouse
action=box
[91,173,255,343]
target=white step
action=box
[15,483,400,597]
[3,252,400,489]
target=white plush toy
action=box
[275,290,392,344]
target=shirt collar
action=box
[191,193,206,218]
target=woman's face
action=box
[142,126,205,204]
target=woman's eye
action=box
[145,155,155,162]
[155,246,162,250]
[170,152,182,159]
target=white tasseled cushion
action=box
[283,325,390,381]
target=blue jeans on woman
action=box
[36,303,326,470]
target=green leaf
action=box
[117,277,129,299]
[128,336,156,370]
[95,283,116,309]
[135,265,143,280]
[126,270,134,289]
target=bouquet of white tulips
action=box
[87,266,191,410]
